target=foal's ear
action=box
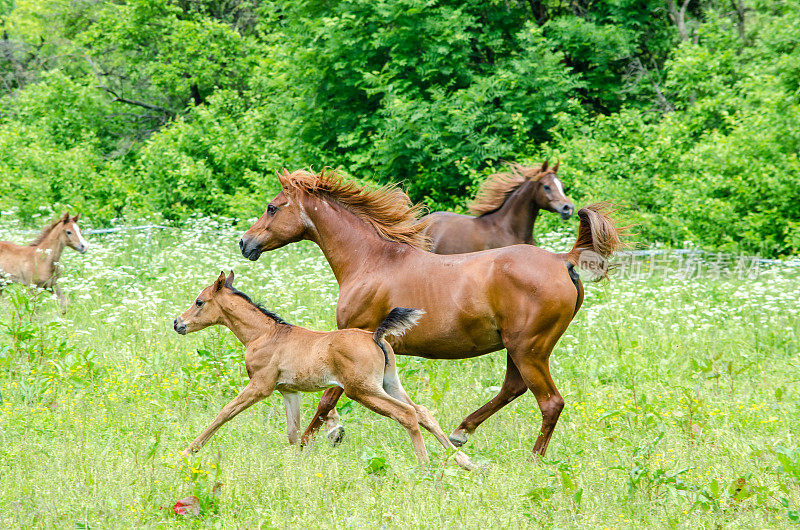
[553,161,560,173]
[225,270,235,288]
[72,213,80,221]
[213,271,226,292]
[61,211,70,222]
[541,159,549,172]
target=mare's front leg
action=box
[449,354,528,447]
[281,391,302,445]
[300,386,344,446]
[184,380,272,455]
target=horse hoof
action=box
[449,430,469,447]
[327,425,345,446]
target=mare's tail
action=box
[566,202,629,280]
[373,308,425,365]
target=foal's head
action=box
[532,162,574,220]
[173,271,236,335]
[33,212,89,253]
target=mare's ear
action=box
[213,271,226,292]
[225,271,235,288]
[277,167,291,190]
[553,161,560,173]
[541,160,549,172]
[72,213,80,221]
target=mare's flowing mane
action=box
[467,163,549,217]
[280,169,431,250]
[28,216,65,246]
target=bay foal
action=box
[240,169,626,457]
[421,162,574,254]
[173,271,476,470]
[0,212,89,311]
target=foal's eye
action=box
[195,299,204,308]
[66,230,73,235]
[543,185,551,192]
[267,204,277,215]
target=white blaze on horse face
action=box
[553,177,566,198]
[73,224,89,252]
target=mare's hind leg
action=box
[382,365,476,471]
[300,387,344,446]
[507,338,564,457]
[449,353,527,447]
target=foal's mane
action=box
[467,163,549,217]
[280,169,431,249]
[228,286,291,326]
[28,216,65,246]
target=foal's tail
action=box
[566,202,629,280]
[373,308,425,365]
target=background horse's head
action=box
[50,212,89,253]
[240,171,309,261]
[531,161,574,220]
[174,271,235,334]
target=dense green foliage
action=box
[1,0,798,255]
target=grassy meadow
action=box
[1,215,799,528]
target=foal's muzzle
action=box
[239,237,262,261]
[173,318,187,335]
[559,204,575,220]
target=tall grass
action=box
[0,218,798,527]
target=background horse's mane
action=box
[280,169,432,249]
[28,215,65,246]
[467,163,548,216]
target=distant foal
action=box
[173,271,476,470]
[0,212,89,311]
[240,169,626,457]
[421,161,574,254]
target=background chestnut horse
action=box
[0,212,89,311]
[240,169,625,456]
[421,162,574,254]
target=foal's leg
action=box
[300,386,344,446]
[53,284,68,313]
[507,338,564,457]
[281,391,302,445]
[382,366,477,471]
[449,353,528,447]
[184,382,269,455]
[352,390,429,464]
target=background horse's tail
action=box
[373,308,425,365]
[566,202,629,279]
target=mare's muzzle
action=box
[239,237,262,261]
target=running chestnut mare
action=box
[421,161,574,254]
[174,271,475,470]
[0,212,89,311]
[240,169,625,457]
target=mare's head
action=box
[239,170,310,261]
[173,271,236,335]
[240,168,430,260]
[531,161,574,220]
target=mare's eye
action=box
[196,299,204,308]
[543,185,551,192]
[267,204,277,215]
